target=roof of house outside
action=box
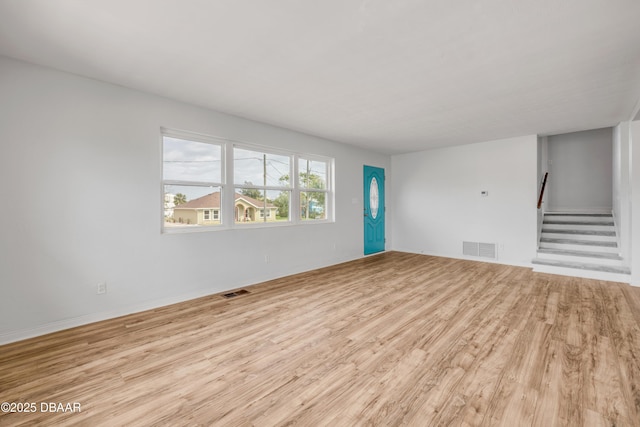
[174,192,276,210]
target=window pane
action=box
[164,185,222,228]
[234,148,290,187]
[299,159,327,189]
[163,137,222,183]
[300,191,326,220]
[235,187,265,224]
[267,189,290,222]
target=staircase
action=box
[532,212,630,281]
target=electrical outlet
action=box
[97,282,107,294]
[264,255,270,263]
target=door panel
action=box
[364,165,385,255]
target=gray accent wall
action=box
[546,128,613,212]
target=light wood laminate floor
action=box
[1,252,640,426]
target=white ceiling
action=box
[1,0,639,155]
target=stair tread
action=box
[537,248,622,260]
[532,258,630,274]
[541,228,615,236]
[543,220,614,226]
[540,238,617,247]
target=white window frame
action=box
[161,128,226,233]
[233,143,293,226]
[298,155,332,222]
[161,129,334,233]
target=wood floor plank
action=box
[556,278,586,425]
[598,281,640,423]
[530,339,564,427]
[580,281,631,425]
[1,252,639,426]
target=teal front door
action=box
[364,165,385,255]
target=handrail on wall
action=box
[537,172,548,209]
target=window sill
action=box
[162,218,335,234]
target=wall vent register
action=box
[462,241,497,259]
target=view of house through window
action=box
[163,135,223,228]
[162,130,333,232]
[234,147,291,224]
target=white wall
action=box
[613,122,631,265]
[0,56,390,343]
[631,120,640,286]
[391,135,538,266]
[546,128,613,212]
[537,136,549,242]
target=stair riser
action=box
[541,224,614,232]
[539,242,620,253]
[541,232,617,242]
[532,259,630,274]
[531,264,631,282]
[535,252,625,266]
[540,237,617,247]
[542,220,614,228]
[537,248,622,260]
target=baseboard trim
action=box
[392,248,533,269]
[0,286,227,346]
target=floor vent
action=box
[463,241,497,259]
[222,289,250,299]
